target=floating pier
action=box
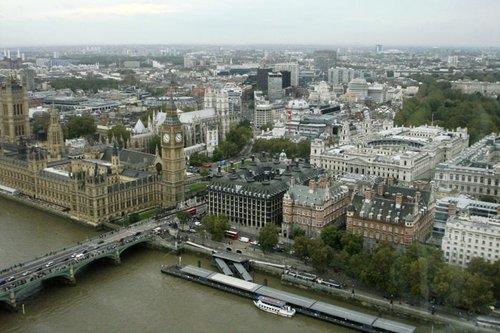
[161,265,415,333]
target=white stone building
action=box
[434,134,500,200]
[442,214,500,268]
[274,62,299,87]
[311,125,469,184]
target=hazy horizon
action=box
[1,0,499,48]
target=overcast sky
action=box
[1,0,499,47]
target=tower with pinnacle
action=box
[0,76,30,144]
[160,97,185,208]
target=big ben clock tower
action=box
[160,97,185,208]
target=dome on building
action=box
[287,99,309,110]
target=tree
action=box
[148,135,161,155]
[259,122,273,131]
[310,244,334,273]
[201,215,228,241]
[467,258,500,300]
[461,272,495,313]
[399,243,444,299]
[346,252,371,279]
[432,265,466,307]
[290,226,306,239]
[176,211,191,224]
[293,236,310,259]
[362,243,399,294]
[107,125,131,148]
[340,232,363,255]
[257,223,279,253]
[128,213,140,223]
[189,152,211,167]
[65,114,96,139]
[218,141,239,159]
[320,225,343,250]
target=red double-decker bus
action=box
[186,207,197,217]
[224,230,239,240]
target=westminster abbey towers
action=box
[160,98,185,208]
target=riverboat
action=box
[253,296,296,317]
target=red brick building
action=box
[346,182,435,251]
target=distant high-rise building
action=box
[312,50,337,80]
[328,67,355,85]
[347,78,369,101]
[448,56,458,68]
[274,63,299,87]
[257,67,273,91]
[375,44,383,53]
[279,70,291,89]
[267,72,283,101]
[20,68,36,91]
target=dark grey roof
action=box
[350,184,432,223]
[121,169,153,179]
[214,258,233,276]
[213,251,249,264]
[209,176,289,198]
[254,285,317,308]
[233,263,253,282]
[310,301,377,326]
[287,183,347,206]
[180,265,214,279]
[102,146,157,170]
[209,159,323,198]
[372,317,416,333]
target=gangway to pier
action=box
[214,258,233,277]
[212,251,252,281]
[233,262,253,282]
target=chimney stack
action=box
[365,190,374,201]
[395,193,403,208]
[415,191,421,204]
[309,180,316,193]
[377,183,384,196]
[290,176,295,187]
[448,201,457,217]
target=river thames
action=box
[0,196,437,333]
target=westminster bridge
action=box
[0,217,180,311]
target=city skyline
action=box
[1,0,499,48]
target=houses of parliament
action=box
[0,77,185,226]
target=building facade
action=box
[274,63,299,87]
[267,72,283,102]
[434,196,500,236]
[434,134,500,201]
[0,97,186,226]
[207,157,323,230]
[442,215,500,268]
[347,182,435,251]
[282,177,349,238]
[311,125,469,184]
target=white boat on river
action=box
[253,296,296,317]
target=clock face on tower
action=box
[163,133,170,143]
[175,133,182,143]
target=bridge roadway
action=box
[0,216,179,311]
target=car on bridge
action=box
[45,261,54,267]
